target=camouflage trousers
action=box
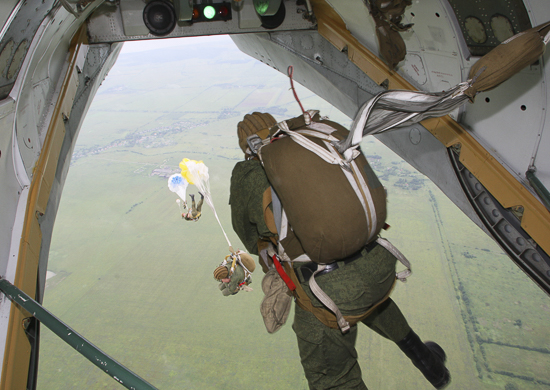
[292,244,411,389]
[190,197,203,219]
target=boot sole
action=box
[425,342,450,389]
[426,341,446,363]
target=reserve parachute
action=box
[167,173,189,204]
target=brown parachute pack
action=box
[250,111,387,264]
[243,111,411,333]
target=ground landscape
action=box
[36,36,550,390]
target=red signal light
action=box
[218,5,229,19]
[192,7,200,20]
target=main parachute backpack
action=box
[243,110,411,333]
[249,111,386,264]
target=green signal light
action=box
[203,5,216,19]
[255,5,268,15]
[254,1,269,15]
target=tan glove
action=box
[237,112,277,155]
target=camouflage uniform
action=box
[230,159,412,389]
[230,160,276,253]
[293,245,411,389]
[183,194,203,221]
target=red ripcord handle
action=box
[287,65,307,118]
[272,255,296,291]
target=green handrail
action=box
[0,278,158,390]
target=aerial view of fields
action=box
[36,36,550,389]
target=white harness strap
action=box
[271,187,283,236]
[327,142,368,220]
[277,120,290,132]
[284,128,348,167]
[305,122,337,134]
[376,237,412,282]
[349,157,377,241]
[324,141,375,240]
[296,129,339,141]
[308,265,351,333]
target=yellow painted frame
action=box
[1,26,87,390]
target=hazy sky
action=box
[120,35,233,54]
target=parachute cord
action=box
[204,195,234,254]
[183,160,235,254]
[287,66,310,123]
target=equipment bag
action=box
[256,111,386,264]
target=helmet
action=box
[237,112,277,154]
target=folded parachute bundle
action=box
[245,111,413,333]
[249,111,387,264]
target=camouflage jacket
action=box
[229,159,275,255]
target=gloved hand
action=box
[215,263,246,296]
[237,112,277,155]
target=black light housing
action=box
[258,1,285,30]
[191,2,232,23]
[143,0,177,36]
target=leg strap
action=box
[284,262,397,333]
[308,264,351,333]
[376,237,411,282]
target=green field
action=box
[37,36,550,390]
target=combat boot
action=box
[396,330,450,389]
